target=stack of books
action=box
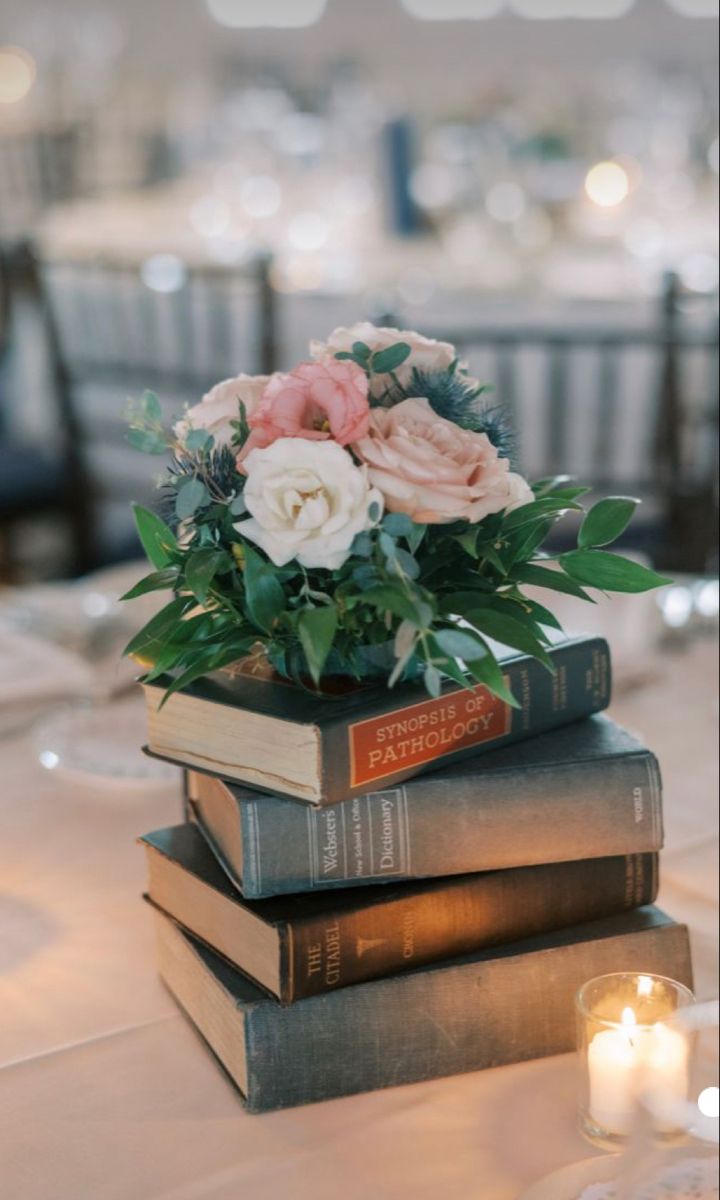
[138,633,693,1112]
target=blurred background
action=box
[0,0,717,583]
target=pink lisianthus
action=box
[352,397,533,524]
[237,359,370,465]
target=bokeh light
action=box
[141,254,187,293]
[206,0,327,28]
[584,161,631,208]
[0,46,36,105]
[697,1087,720,1119]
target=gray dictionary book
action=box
[186,715,663,898]
[153,905,693,1113]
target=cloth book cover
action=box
[152,905,693,1112]
[143,632,611,805]
[185,714,663,898]
[141,821,659,1002]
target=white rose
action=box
[505,472,535,512]
[236,438,383,570]
[310,322,458,398]
[174,374,270,448]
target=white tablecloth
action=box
[0,639,717,1200]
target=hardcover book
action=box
[141,822,659,1003]
[185,715,663,898]
[143,633,611,805]
[153,905,693,1112]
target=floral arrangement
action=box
[123,322,668,704]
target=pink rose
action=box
[238,359,370,464]
[174,374,269,448]
[353,397,532,524]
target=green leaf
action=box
[464,608,555,670]
[352,341,371,361]
[123,595,192,660]
[392,548,420,580]
[455,529,479,559]
[242,544,286,633]
[371,342,412,374]
[466,653,520,708]
[298,604,339,686]
[140,390,162,423]
[351,531,373,558]
[158,638,257,707]
[559,550,671,593]
[578,497,639,549]
[185,548,230,604]
[120,567,179,600]
[126,428,167,455]
[407,522,427,555]
[175,477,209,520]
[132,504,178,569]
[502,594,564,633]
[184,428,213,452]
[362,586,431,626]
[504,518,555,567]
[382,512,414,538]
[423,664,442,698]
[502,496,582,532]
[229,493,247,516]
[510,562,596,602]
[434,628,487,661]
[368,501,382,523]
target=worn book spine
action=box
[155,908,693,1112]
[319,636,611,804]
[282,853,658,1000]
[187,746,663,898]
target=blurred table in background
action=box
[0,569,717,1200]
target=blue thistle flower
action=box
[404,368,516,462]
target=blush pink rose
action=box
[352,397,533,524]
[238,359,370,465]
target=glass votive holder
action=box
[576,972,695,1149]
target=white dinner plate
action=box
[518,1156,622,1200]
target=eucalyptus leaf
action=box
[371,342,411,374]
[184,428,213,452]
[382,512,414,538]
[578,497,639,549]
[126,428,166,455]
[175,477,209,520]
[140,390,162,423]
[559,550,671,593]
[434,627,487,661]
[352,341,371,361]
[423,664,442,698]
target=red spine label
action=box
[349,684,513,788]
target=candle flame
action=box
[621,1007,637,1029]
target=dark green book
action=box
[152,906,693,1112]
[143,633,610,805]
[141,822,658,1003]
[185,715,662,898]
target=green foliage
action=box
[123,387,670,704]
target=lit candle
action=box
[588,1006,688,1136]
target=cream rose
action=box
[310,322,459,398]
[353,397,532,524]
[236,438,382,570]
[174,374,269,448]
